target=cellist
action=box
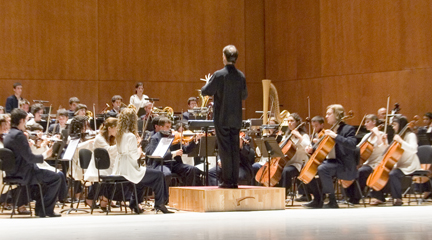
[278,113,310,197]
[303,104,357,209]
[370,115,421,206]
[345,114,386,204]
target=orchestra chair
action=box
[92,148,140,215]
[76,149,92,209]
[0,148,45,218]
[406,145,432,205]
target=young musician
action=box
[182,97,198,121]
[19,99,30,113]
[417,112,432,145]
[370,115,421,206]
[109,95,123,117]
[310,116,325,144]
[74,104,87,117]
[68,97,80,119]
[26,104,44,127]
[201,45,248,188]
[303,104,357,209]
[252,117,280,177]
[129,82,149,111]
[345,114,386,204]
[48,109,69,134]
[146,117,202,186]
[4,109,61,217]
[112,107,172,213]
[278,113,311,197]
[0,106,5,114]
[5,82,23,113]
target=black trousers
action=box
[215,126,240,185]
[154,162,201,186]
[346,165,373,202]
[279,165,300,189]
[305,160,340,201]
[208,165,252,186]
[131,168,169,207]
[87,182,133,201]
[371,168,405,201]
[31,169,62,216]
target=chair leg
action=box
[355,180,366,208]
[107,183,117,215]
[1,184,7,213]
[11,186,22,218]
[91,183,102,214]
[25,185,33,217]
[120,183,127,214]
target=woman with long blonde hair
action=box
[112,106,172,213]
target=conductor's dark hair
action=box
[10,108,27,127]
[223,45,238,63]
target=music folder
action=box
[254,137,284,158]
[148,137,174,159]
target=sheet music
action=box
[150,137,174,158]
[62,139,80,161]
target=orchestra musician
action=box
[201,45,248,188]
[0,106,5,114]
[111,107,172,213]
[19,99,30,113]
[417,112,432,146]
[278,113,311,197]
[345,114,386,204]
[108,95,123,118]
[68,97,80,119]
[141,102,155,131]
[182,97,198,122]
[145,117,202,186]
[5,82,23,113]
[4,108,61,217]
[129,82,149,111]
[48,109,69,134]
[26,104,44,128]
[310,116,325,144]
[370,115,421,206]
[303,104,357,209]
[377,107,387,123]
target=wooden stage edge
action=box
[169,186,285,212]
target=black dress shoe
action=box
[47,212,62,217]
[218,182,232,188]
[302,200,323,209]
[323,201,339,209]
[155,205,174,214]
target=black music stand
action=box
[148,137,174,174]
[254,137,284,187]
[59,138,89,214]
[193,136,217,185]
[188,120,214,186]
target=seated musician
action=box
[19,99,30,113]
[108,95,123,117]
[370,115,421,206]
[129,82,149,111]
[278,113,311,197]
[417,112,432,146]
[0,106,5,114]
[145,117,202,186]
[209,132,255,186]
[182,97,198,122]
[141,102,155,131]
[140,116,160,151]
[4,108,61,217]
[68,97,80,119]
[111,107,172,213]
[303,104,357,209]
[48,109,68,135]
[377,107,387,124]
[345,114,386,204]
[75,104,87,117]
[310,116,325,144]
[0,115,8,148]
[5,82,23,113]
[26,103,44,128]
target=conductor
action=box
[201,45,248,188]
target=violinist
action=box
[310,116,325,144]
[209,131,255,186]
[108,95,123,117]
[417,112,432,146]
[68,97,80,119]
[26,103,44,128]
[278,113,311,197]
[370,115,421,206]
[345,114,386,204]
[303,104,357,209]
[5,82,23,113]
[182,97,198,122]
[145,117,202,186]
[48,109,68,134]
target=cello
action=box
[298,111,354,184]
[255,119,309,187]
[366,116,418,191]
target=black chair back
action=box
[79,149,93,170]
[417,145,432,164]
[0,148,15,172]
[94,148,110,170]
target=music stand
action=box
[198,136,217,185]
[148,137,174,174]
[254,137,284,187]
[59,139,89,214]
[188,120,214,186]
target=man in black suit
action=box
[4,109,62,217]
[303,104,358,208]
[201,45,248,188]
[5,82,23,113]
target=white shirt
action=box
[130,94,149,110]
[84,134,118,182]
[394,132,421,175]
[358,132,386,169]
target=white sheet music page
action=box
[150,137,174,158]
[62,139,80,161]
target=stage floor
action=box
[1,202,432,239]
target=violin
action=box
[172,130,196,146]
[298,111,354,185]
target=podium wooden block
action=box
[169,186,285,212]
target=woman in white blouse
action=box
[278,113,311,195]
[371,115,421,206]
[129,82,149,111]
[112,107,172,213]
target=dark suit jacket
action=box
[201,64,247,129]
[417,126,432,146]
[332,122,358,180]
[5,95,19,113]
[4,127,44,184]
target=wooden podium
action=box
[169,186,285,212]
